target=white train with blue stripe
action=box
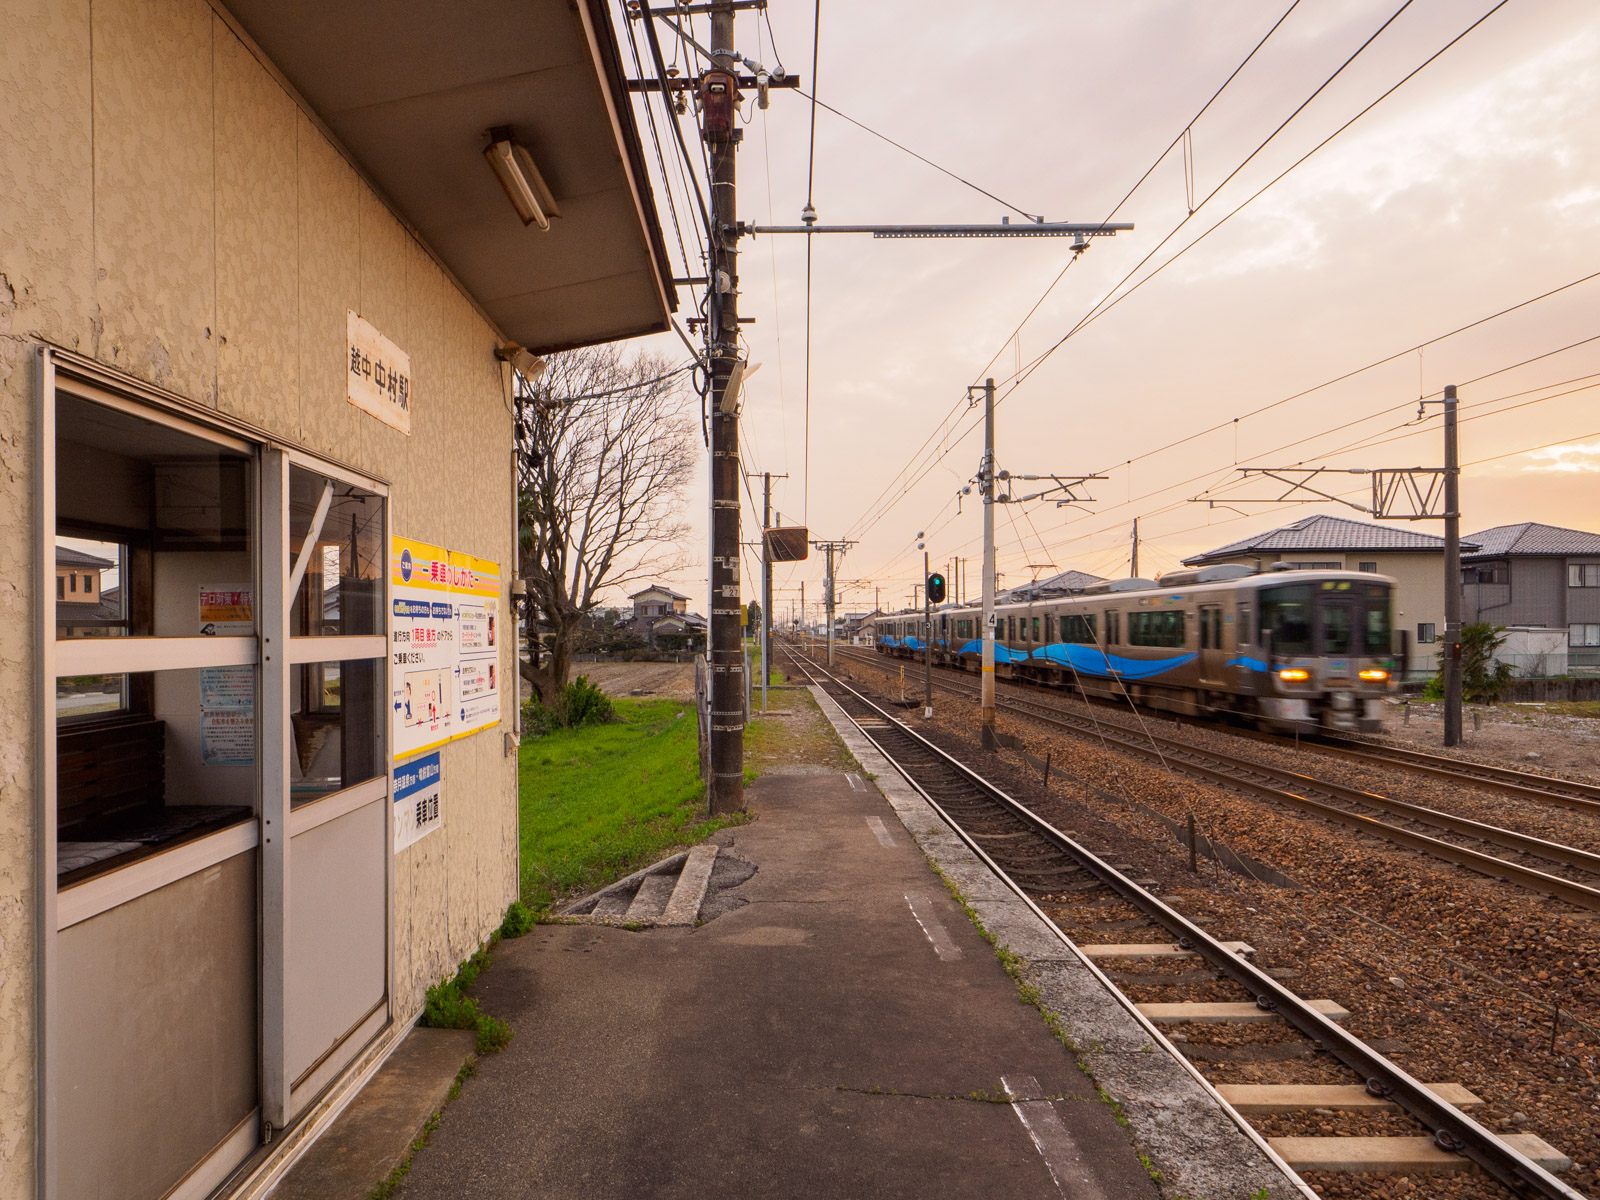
[867,565,1397,733]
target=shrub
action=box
[499,899,535,938]
[522,674,615,736]
[1421,622,1515,703]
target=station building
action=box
[0,2,672,1197]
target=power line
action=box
[802,0,821,521]
[847,0,1511,548]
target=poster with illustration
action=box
[199,587,254,765]
[390,538,455,757]
[451,550,501,735]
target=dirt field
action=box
[519,661,697,703]
[1371,696,1600,777]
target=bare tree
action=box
[517,343,697,707]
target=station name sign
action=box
[347,310,412,434]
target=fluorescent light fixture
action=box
[484,126,561,230]
[719,359,761,414]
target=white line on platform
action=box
[1002,1073,1111,1200]
[847,773,863,790]
[865,816,898,847]
[903,893,963,960]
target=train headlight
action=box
[1358,668,1389,682]
[1277,667,1311,682]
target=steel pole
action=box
[981,378,998,749]
[706,0,743,814]
[1443,383,1463,747]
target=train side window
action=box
[1237,608,1252,647]
[1032,616,1041,642]
[1104,610,1119,644]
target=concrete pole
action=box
[924,549,933,717]
[761,472,771,712]
[1131,517,1139,579]
[981,378,998,750]
[824,544,835,667]
[1443,383,1463,747]
[705,0,743,814]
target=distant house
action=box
[646,610,705,651]
[998,568,1105,604]
[55,544,112,605]
[1462,522,1600,676]
[1184,514,1482,676]
[629,584,689,625]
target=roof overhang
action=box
[220,0,675,355]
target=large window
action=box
[1128,610,1186,648]
[1060,613,1097,644]
[1466,563,1506,585]
[1260,584,1313,655]
[1571,624,1600,647]
[1362,584,1392,654]
[1569,564,1600,588]
[54,395,257,881]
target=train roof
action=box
[866,565,1395,619]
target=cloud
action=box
[1522,442,1600,472]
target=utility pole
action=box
[703,0,744,815]
[924,548,934,718]
[1442,384,1463,747]
[977,378,998,749]
[753,471,787,713]
[811,538,857,667]
[1130,517,1140,578]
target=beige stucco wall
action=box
[0,1,522,1189]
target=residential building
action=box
[997,568,1106,604]
[629,584,691,624]
[1184,515,1481,677]
[1,3,672,1197]
[1463,522,1600,675]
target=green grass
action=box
[518,697,743,912]
[1546,701,1600,718]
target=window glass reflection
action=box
[289,468,384,636]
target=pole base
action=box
[980,724,997,751]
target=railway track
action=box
[825,645,1600,911]
[782,648,1581,1198]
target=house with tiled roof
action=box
[1185,515,1483,677]
[1463,522,1600,674]
[998,568,1106,603]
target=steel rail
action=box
[1302,734,1600,812]
[831,646,1600,910]
[785,648,1583,1200]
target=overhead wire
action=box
[802,0,821,521]
[843,0,1309,543]
[849,0,1514,548]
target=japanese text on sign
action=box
[347,310,412,434]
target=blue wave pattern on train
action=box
[863,565,1397,733]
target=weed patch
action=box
[518,698,745,911]
[421,936,511,1056]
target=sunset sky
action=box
[617,0,1600,618]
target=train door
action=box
[1198,604,1226,684]
[1317,583,1356,680]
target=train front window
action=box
[1260,585,1313,655]
[1319,604,1352,656]
[1363,584,1392,654]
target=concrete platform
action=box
[272,1027,476,1200]
[1270,1133,1571,1174]
[392,775,1161,1198]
